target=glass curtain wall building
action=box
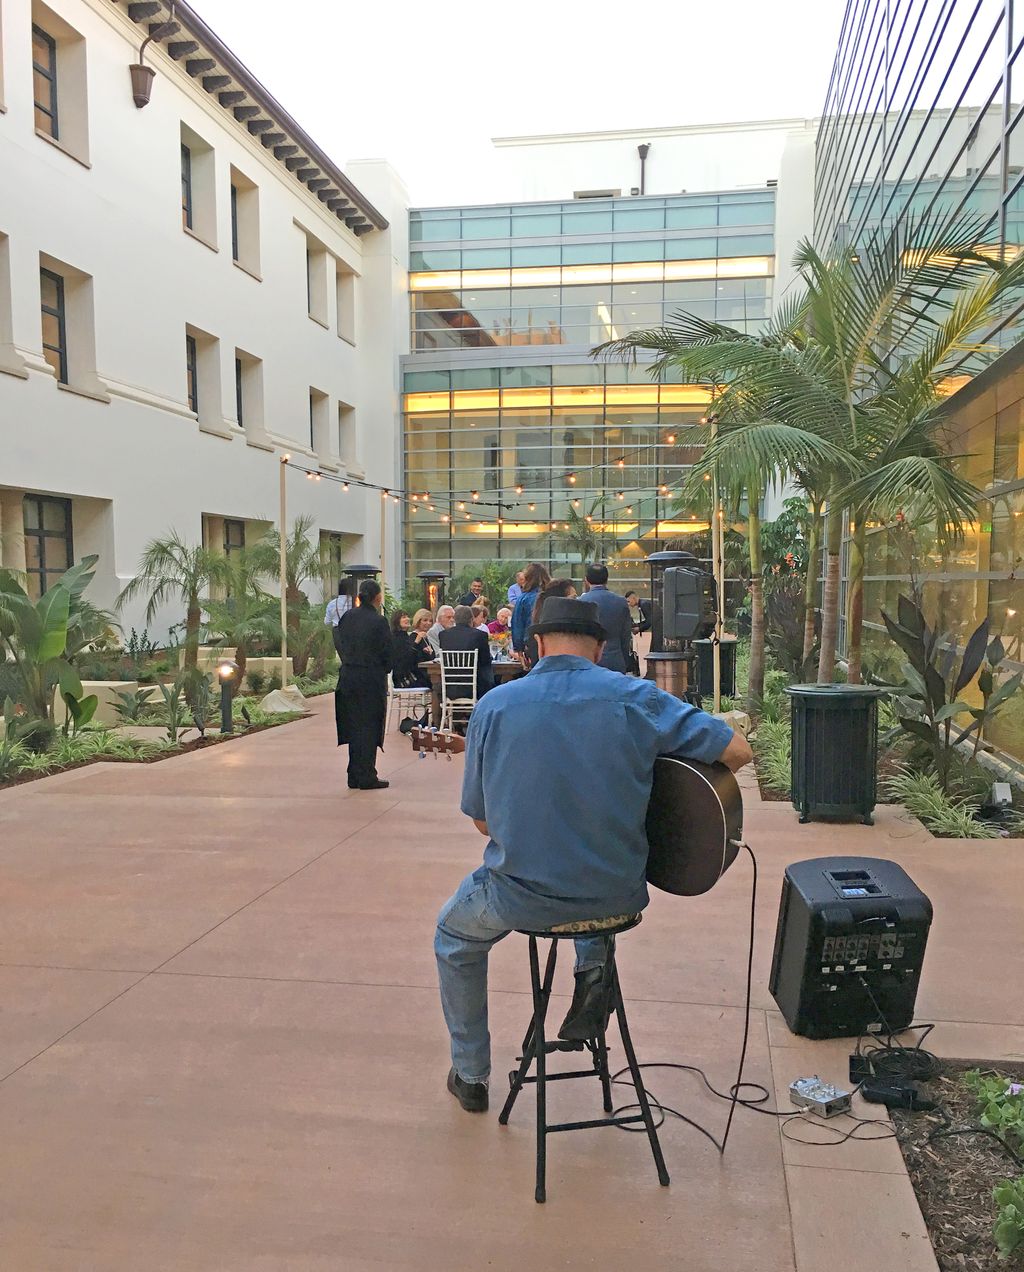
[402,191,776,591]
[815,0,1024,700]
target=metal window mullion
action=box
[842,0,968,247]
[864,0,1001,242]
[820,3,892,236]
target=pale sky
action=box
[192,0,846,206]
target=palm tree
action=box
[599,215,1024,684]
[118,533,230,669]
[200,551,274,687]
[250,513,324,644]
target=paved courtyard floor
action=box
[1,695,1022,1271]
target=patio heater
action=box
[417,570,448,612]
[643,551,716,703]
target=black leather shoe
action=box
[558,967,611,1041]
[356,779,390,790]
[447,1067,488,1113]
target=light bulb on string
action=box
[441,514,450,523]
[616,491,624,500]
[572,499,580,508]
[471,491,479,501]
[457,501,465,511]
[585,515,593,523]
[659,484,669,495]
[514,484,523,495]
[567,473,577,485]
[528,502,536,511]
[342,482,349,492]
[666,433,676,444]
[616,458,625,469]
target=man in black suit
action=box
[580,564,633,673]
[438,605,494,700]
[333,579,393,790]
[457,578,485,607]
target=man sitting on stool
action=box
[434,597,752,1112]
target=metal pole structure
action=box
[279,454,289,688]
[379,492,387,596]
[711,417,724,715]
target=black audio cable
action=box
[607,844,895,1153]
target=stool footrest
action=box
[548,1114,647,1133]
[514,1067,604,1086]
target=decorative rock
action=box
[259,686,306,713]
[713,709,751,737]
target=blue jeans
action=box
[435,866,619,1084]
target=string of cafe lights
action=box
[283,421,709,532]
[285,458,709,534]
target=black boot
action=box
[447,1067,488,1112]
[558,966,612,1041]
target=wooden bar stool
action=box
[497,913,670,1203]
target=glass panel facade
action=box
[404,190,775,588]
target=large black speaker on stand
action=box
[769,857,932,1039]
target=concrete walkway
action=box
[1,695,1021,1271]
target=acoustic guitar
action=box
[645,757,743,896]
[409,726,466,758]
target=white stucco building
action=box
[0,0,408,633]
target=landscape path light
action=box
[216,659,240,734]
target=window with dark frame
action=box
[40,267,67,384]
[181,142,193,230]
[309,391,316,449]
[223,518,245,557]
[185,333,198,413]
[234,356,243,427]
[306,249,313,314]
[230,183,239,261]
[32,25,58,140]
[22,494,72,601]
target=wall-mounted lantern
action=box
[128,1,176,109]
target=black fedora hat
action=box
[528,596,607,641]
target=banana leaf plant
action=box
[0,555,99,746]
[882,594,1022,791]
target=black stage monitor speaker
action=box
[769,857,932,1039]
[662,566,716,641]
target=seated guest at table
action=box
[411,609,435,661]
[435,596,753,1112]
[427,605,456,654]
[438,605,494,699]
[488,607,512,635]
[510,562,551,655]
[471,603,490,632]
[522,578,576,670]
[390,610,431,689]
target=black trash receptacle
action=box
[785,684,885,826]
[694,637,737,698]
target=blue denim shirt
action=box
[460,654,733,916]
[510,588,538,651]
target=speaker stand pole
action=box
[711,411,724,714]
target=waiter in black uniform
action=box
[333,579,392,790]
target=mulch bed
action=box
[0,714,309,792]
[754,747,904,804]
[893,1059,1024,1272]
